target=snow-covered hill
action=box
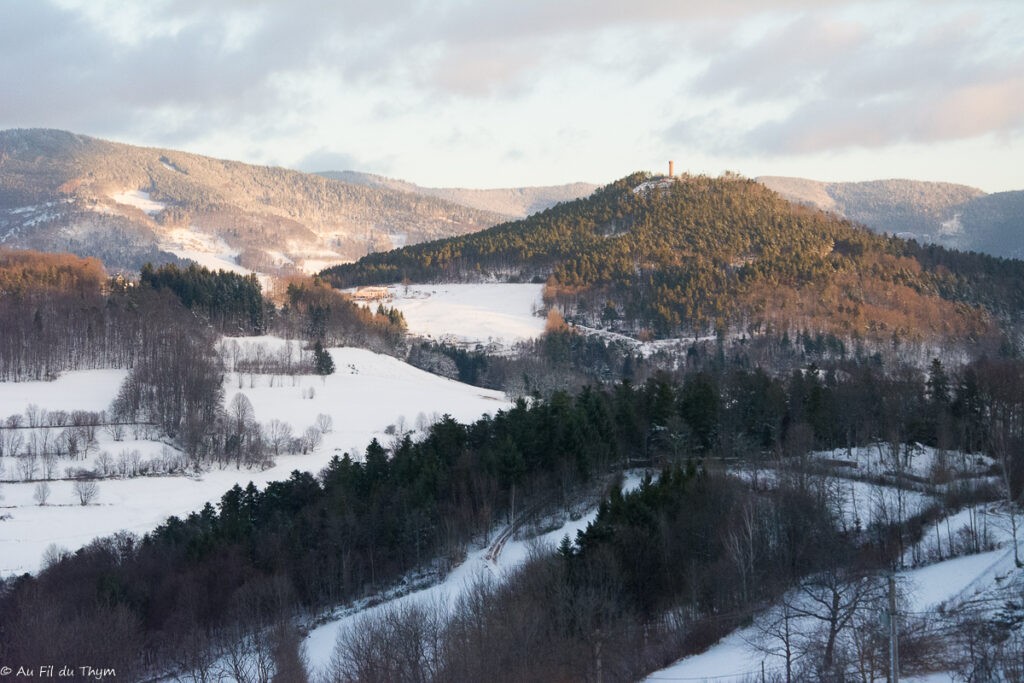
[0,128,505,273]
[0,342,508,576]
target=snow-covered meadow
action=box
[359,283,546,349]
[0,341,509,576]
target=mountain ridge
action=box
[318,170,598,219]
[757,175,1023,258]
[0,128,507,273]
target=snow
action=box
[632,178,675,195]
[110,189,166,216]
[643,629,776,682]
[298,257,350,274]
[158,227,246,273]
[903,547,1013,611]
[222,345,509,459]
[0,369,127,418]
[364,283,546,349]
[155,227,275,289]
[810,443,992,481]
[0,342,509,576]
[832,477,933,529]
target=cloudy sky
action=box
[2,0,1022,190]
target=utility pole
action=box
[889,573,899,683]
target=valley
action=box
[0,164,1022,682]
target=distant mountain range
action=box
[0,129,515,273]
[757,176,1024,259]
[319,171,598,219]
[1,128,1018,277]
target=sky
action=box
[1,0,1022,191]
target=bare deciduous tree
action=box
[73,479,99,505]
[303,426,323,453]
[266,419,294,456]
[314,413,333,434]
[33,481,51,506]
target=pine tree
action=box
[313,340,335,375]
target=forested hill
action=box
[0,129,503,273]
[323,173,1024,346]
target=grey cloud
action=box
[3,0,1020,165]
[692,15,869,101]
[740,69,1024,154]
[667,4,1024,155]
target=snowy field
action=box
[361,283,546,349]
[0,368,127,417]
[0,341,509,576]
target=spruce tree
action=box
[313,340,335,375]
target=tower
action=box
[668,160,674,177]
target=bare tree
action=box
[231,393,256,436]
[2,421,24,457]
[41,451,59,480]
[314,413,333,434]
[40,543,69,570]
[266,420,294,456]
[786,569,886,674]
[17,453,38,481]
[107,419,127,441]
[749,602,806,683]
[33,481,51,506]
[73,479,99,505]
[329,598,446,683]
[302,426,323,453]
[96,451,114,477]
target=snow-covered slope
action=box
[362,283,546,349]
[645,502,1021,683]
[303,471,648,675]
[0,343,508,576]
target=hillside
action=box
[324,172,1024,348]
[0,129,504,273]
[758,175,1024,259]
[319,170,598,218]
